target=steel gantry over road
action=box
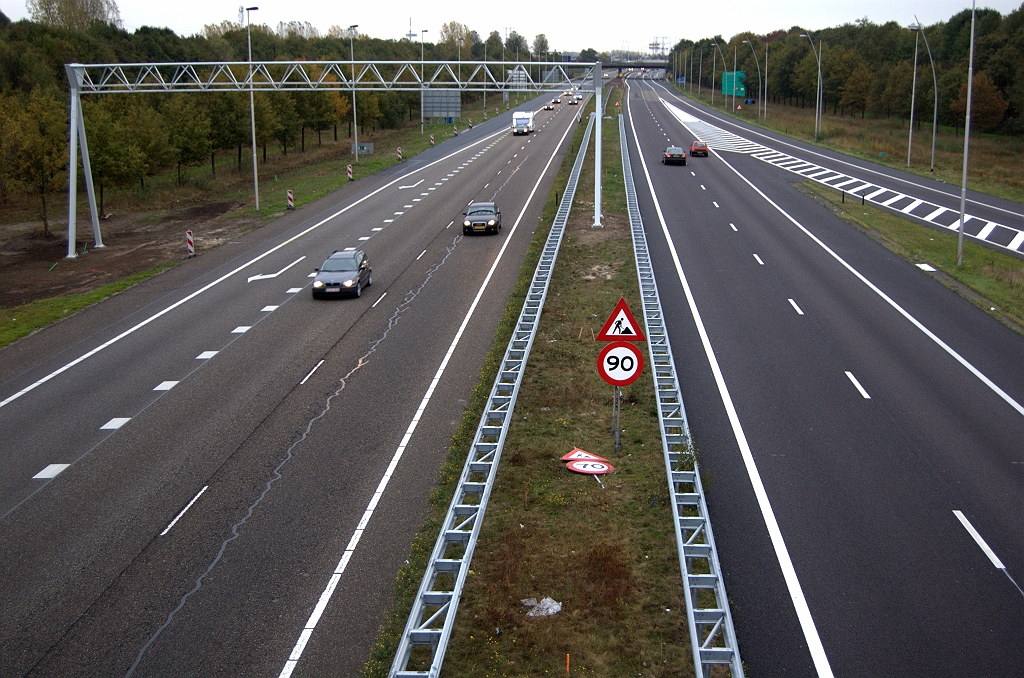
[63,59,605,259]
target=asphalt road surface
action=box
[0,95,584,676]
[624,76,1024,677]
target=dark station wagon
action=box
[462,202,502,235]
[311,249,372,298]
[662,146,686,165]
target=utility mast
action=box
[405,18,415,41]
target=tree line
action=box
[669,5,1024,136]
[0,4,566,229]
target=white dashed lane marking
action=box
[196,351,218,359]
[101,417,131,430]
[34,464,69,479]
[753,254,764,265]
[232,326,251,334]
[154,381,179,390]
[261,306,278,312]
[788,299,805,315]
[845,372,871,399]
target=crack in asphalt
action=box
[125,234,464,677]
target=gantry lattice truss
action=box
[68,60,598,94]
[63,60,601,258]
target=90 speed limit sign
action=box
[597,341,644,386]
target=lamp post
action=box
[245,6,259,211]
[957,0,977,267]
[800,32,823,139]
[764,41,769,121]
[420,29,428,135]
[697,47,703,100]
[710,43,717,106]
[907,26,920,167]
[742,38,762,121]
[913,17,939,172]
[348,25,358,163]
[733,43,737,113]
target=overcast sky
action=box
[2,0,1020,52]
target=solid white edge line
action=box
[708,146,1024,419]
[159,486,208,537]
[277,108,580,677]
[0,126,510,411]
[299,360,325,386]
[952,510,1005,569]
[625,81,836,678]
[844,371,871,399]
[788,299,805,315]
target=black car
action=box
[311,249,372,298]
[662,146,686,165]
[463,202,502,235]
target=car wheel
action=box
[366,274,372,287]
[354,282,361,298]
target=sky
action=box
[2,0,1021,53]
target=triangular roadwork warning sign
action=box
[560,448,608,462]
[595,298,646,342]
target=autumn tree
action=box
[163,94,212,185]
[840,63,873,118]
[505,31,528,58]
[17,90,66,233]
[952,71,1009,132]
[83,99,145,214]
[0,95,24,204]
[26,0,121,30]
[532,34,549,56]
[271,93,300,155]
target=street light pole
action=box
[733,43,737,113]
[742,38,762,121]
[764,41,769,121]
[800,33,822,139]
[957,0,977,267]
[914,16,939,172]
[697,47,702,100]
[420,29,428,135]
[711,43,716,106]
[246,6,259,211]
[908,28,919,167]
[349,25,358,163]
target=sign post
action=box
[595,298,646,453]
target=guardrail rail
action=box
[389,112,598,678]
[618,113,744,678]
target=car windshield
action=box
[467,207,494,216]
[321,257,358,272]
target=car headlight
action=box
[488,219,496,226]
[342,279,354,287]
[312,280,324,288]
[464,220,471,227]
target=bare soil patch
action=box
[0,202,252,309]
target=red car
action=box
[690,141,709,157]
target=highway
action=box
[0,95,582,676]
[624,75,1024,676]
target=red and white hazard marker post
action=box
[397,146,402,161]
[287,189,295,210]
[347,164,353,181]
[596,298,646,453]
[429,134,434,146]
[186,230,194,258]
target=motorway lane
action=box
[645,77,1024,251]
[0,97,582,675]
[625,78,1024,675]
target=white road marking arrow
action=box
[247,256,306,283]
[398,179,424,189]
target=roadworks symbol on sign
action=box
[561,448,608,462]
[595,297,646,342]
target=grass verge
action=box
[364,89,697,677]
[804,181,1024,334]
[0,262,178,348]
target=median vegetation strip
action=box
[365,85,697,677]
[804,181,1024,334]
